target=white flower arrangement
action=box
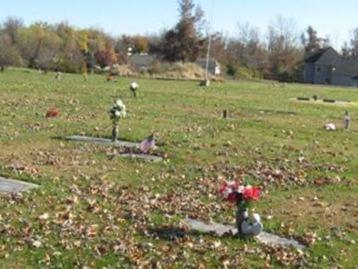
[130,82,138,91]
[130,82,139,98]
[109,99,126,124]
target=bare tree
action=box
[225,23,267,78]
[350,28,358,57]
[267,16,303,81]
[341,41,350,58]
[2,17,23,44]
[0,34,22,70]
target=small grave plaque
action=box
[323,99,336,103]
[297,97,310,101]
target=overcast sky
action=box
[1,0,357,49]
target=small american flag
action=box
[140,134,155,153]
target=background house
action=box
[303,47,358,87]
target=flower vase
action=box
[112,124,119,142]
[236,202,248,237]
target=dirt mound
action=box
[148,61,224,81]
[111,64,137,76]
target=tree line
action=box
[1,0,358,82]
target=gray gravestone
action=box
[66,135,140,148]
[184,218,306,250]
[0,177,38,193]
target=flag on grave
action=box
[140,134,155,153]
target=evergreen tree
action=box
[161,0,204,62]
[302,26,322,54]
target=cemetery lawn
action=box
[0,68,357,268]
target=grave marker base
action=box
[118,153,163,162]
[184,218,306,250]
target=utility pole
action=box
[203,31,212,87]
[200,0,214,87]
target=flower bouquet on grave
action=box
[219,181,263,237]
[46,107,60,118]
[130,82,139,98]
[109,99,126,142]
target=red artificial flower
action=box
[242,186,261,201]
[46,108,60,118]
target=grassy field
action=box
[0,68,357,268]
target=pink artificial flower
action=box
[219,181,240,203]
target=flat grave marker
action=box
[0,177,38,193]
[66,136,163,162]
[66,135,140,148]
[184,218,306,250]
[294,97,355,107]
[297,97,310,101]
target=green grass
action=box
[0,68,357,268]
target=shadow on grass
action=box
[145,226,237,241]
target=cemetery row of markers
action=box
[4,79,347,250]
